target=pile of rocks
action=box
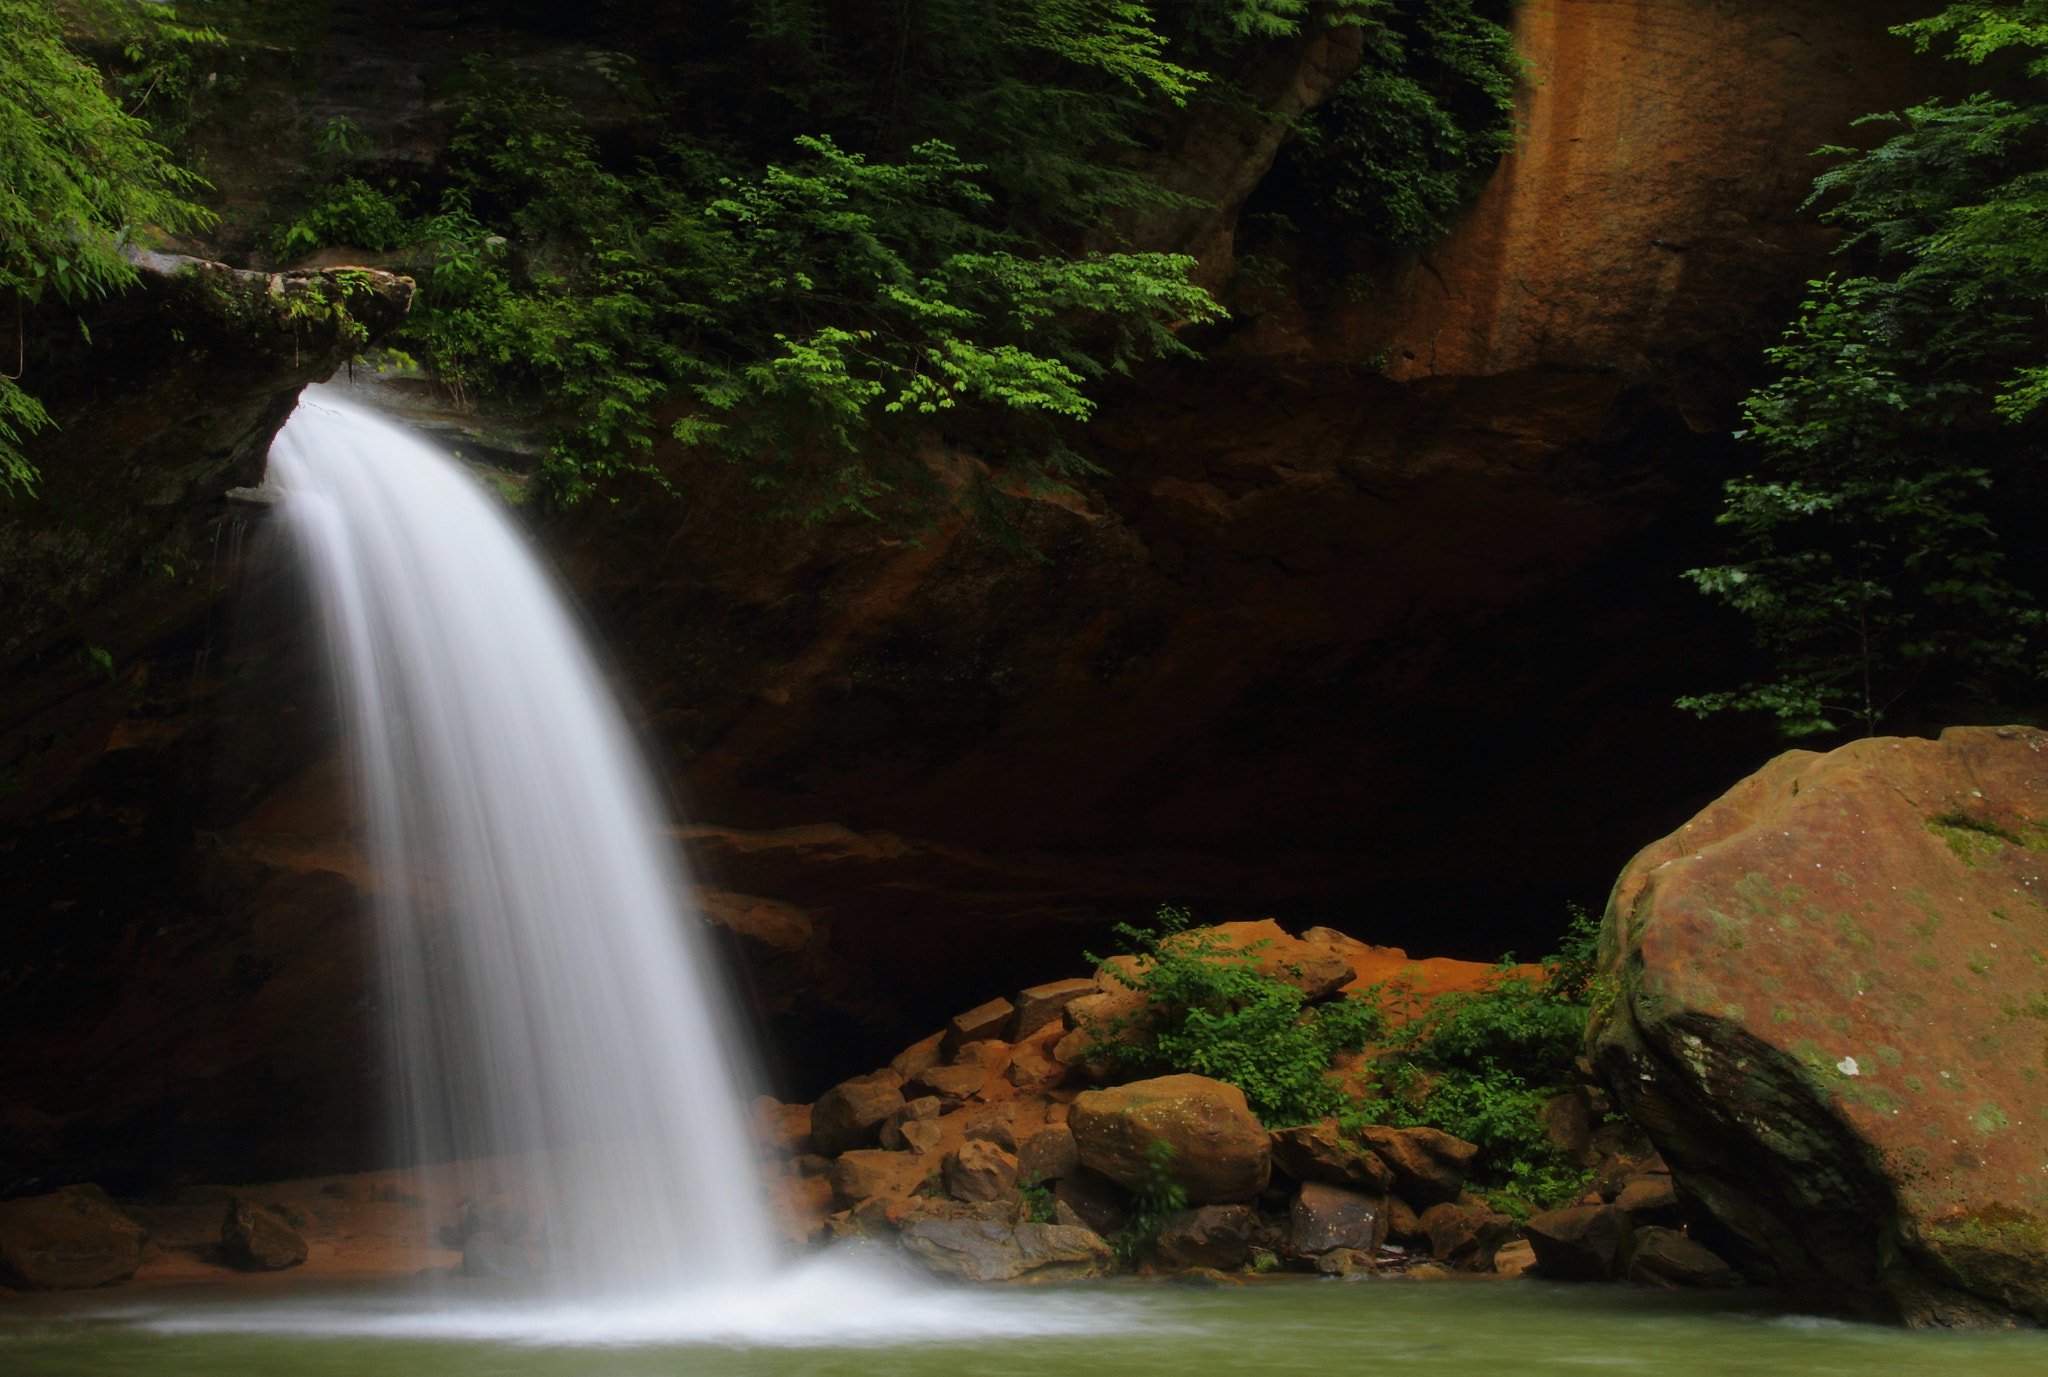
[755,934,1742,1285]
[1522,1155,1740,1288]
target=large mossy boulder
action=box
[1070,1074,1271,1204]
[1592,727,2048,1327]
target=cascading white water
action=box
[270,385,776,1295]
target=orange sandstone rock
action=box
[1594,727,2048,1327]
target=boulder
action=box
[1615,1173,1682,1227]
[1355,1125,1477,1207]
[1386,1195,1426,1248]
[1152,1205,1256,1272]
[899,1120,943,1155]
[943,998,1015,1056]
[1053,1167,1129,1238]
[1269,1120,1395,1192]
[1018,1123,1081,1184]
[1009,978,1099,1041]
[907,1062,989,1104]
[831,1149,924,1209]
[835,1197,900,1238]
[1070,1074,1271,1204]
[953,1039,1013,1072]
[1592,727,2048,1326]
[460,1230,531,1280]
[1051,1026,1098,1070]
[897,1218,1021,1282]
[1176,921,1355,1001]
[220,1199,307,1271]
[1004,1041,1066,1090]
[889,1032,946,1082]
[1493,1239,1538,1278]
[811,1073,907,1156]
[750,1096,815,1157]
[965,1111,1019,1153]
[1054,966,1150,1065]
[1013,1221,1116,1281]
[1594,1151,1664,1202]
[0,1188,145,1289]
[1627,1227,1743,1289]
[1314,1248,1375,1277]
[1524,1205,1634,1282]
[944,1140,1019,1203]
[878,1095,943,1150]
[897,1217,1111,1282]
[1290,1182,1389,1256]
[1418,1202,1514,1273]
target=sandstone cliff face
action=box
[1242,0,1947,389]
[0,1,1972,1190]
[542,0,1951,1014]
[0,259,409,1197]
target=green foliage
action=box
[1084,905,1386,1128]
[1112,1139,1188,1264]
[1358,907,1599,1207]
[262,0,1520,512]
[1683,9,2048,735]
[0,0,214,495]
[1279,0,1520,247]
[1017,1172,1057,1224]
[272,37,1220,512]
[1898,0,2048,76]
[743,0,1203,228]
[1079,904,1599,1209]
[67,0,228,144]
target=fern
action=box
[0,0,215,495]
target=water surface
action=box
[7,1268,2044,1377]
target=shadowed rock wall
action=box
[0,0,1977,1189]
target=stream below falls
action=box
[6,1267,2047,1376]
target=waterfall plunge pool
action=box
[6,1267,2047,1376]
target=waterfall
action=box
[270,385,776,1294]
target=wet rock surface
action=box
[0,1187,146,1289]
[219,1198,308,1271]
[0,253,411,1199]
[1593,727,2048,1326]
[1152,1205,1257,1273]
[1525,1204,1635,1282]
[897,1216,1113,1283]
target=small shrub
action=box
[1017,1173,1056,1225]
[1080,903,1604,1211]
[1083,905,1385,1128]
[1362,907,1602,1206]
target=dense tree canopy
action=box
[1683,2,2048,736]
[2,0,1521,517]
[243,0,1519,516]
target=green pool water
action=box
[5,1266,2045,1377]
